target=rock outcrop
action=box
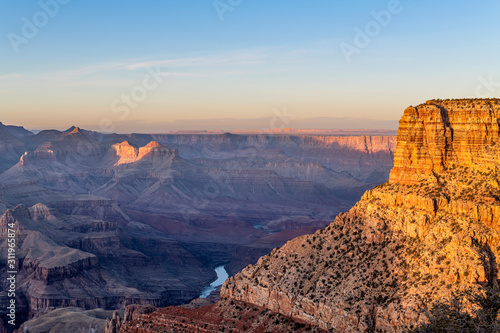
[112,141,139,165]
[390,99,500,185]
[112,141,177,165]
[0,123,28,173]
[0,122,32,140]
[217,99,500,332]
[105,312,122,333]
[123,304,158,322]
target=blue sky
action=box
[0,0,499,132]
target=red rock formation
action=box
[113,141,139,165]
[390,99,500,185]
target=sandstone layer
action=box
[390,99,500,185]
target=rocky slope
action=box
[126,99,500,332]
[15,307,123,333]
[0,203,214,330]
[220,99,500,332]
[120,299,325,333]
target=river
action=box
[199,265,229,298]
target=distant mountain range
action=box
[23,116,398,134]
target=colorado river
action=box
[199,265,229,298]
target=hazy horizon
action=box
[3,115,398,134]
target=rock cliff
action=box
[123,304,158,322]
[217,99,500,332]
[105,312,123,333]
[390,99,500,185]
[147,133,396,183]
[112,141,177,166]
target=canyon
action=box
[0,124,395,331]
[121,98,500,332]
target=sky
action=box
[0,0,499,133]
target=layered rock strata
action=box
[112,141,177,166]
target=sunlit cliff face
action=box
[390,99,500,185]
[112,141,175,166]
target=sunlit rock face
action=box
[390,99,500,185]
[112,140,177,166]
[219,99,500,332]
